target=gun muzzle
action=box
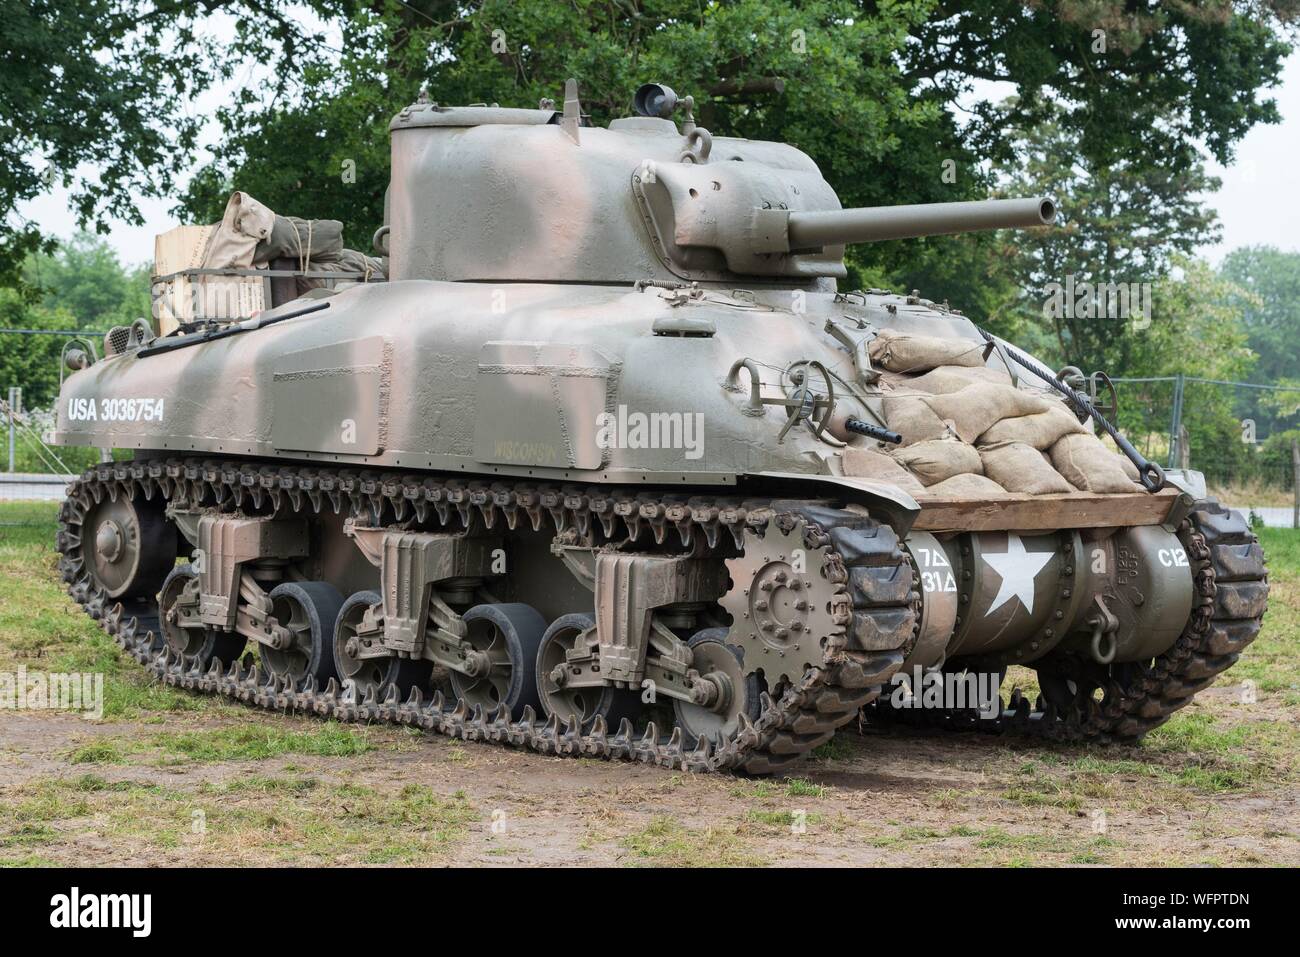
[751,197,1057,254]
[844,418,903,445]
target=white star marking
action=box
[982,533,1053,617]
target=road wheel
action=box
[264,581,345,684]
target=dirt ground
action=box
[1,691,1294,867]
[2,515,1297,867]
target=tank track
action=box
[56,458,918,774]
[865,500,1269,742]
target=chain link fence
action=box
[1112,375,1299,528]
[0,394,81,539]
[1,329,110,536]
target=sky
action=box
[16,36,1300,270]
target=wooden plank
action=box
[153,225,216,336]
[911,487,1180,532]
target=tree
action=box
[1116,258,1257,479]
[903,1,1296,175]
[172,0,1296,319]
[1219,246,1300,384]
[993,108,1224,372]
[0,0,350,289]
[0,291,76,409]
[21,233,152,329]
[0,235,150,407]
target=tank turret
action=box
[385,81,1055,286]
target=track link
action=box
[57,458,918,774]
[865,500,1268,742]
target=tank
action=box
[50,81,1268,774]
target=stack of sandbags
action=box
[839,447,928,495]
[900,364,1012,393]
[978,441,1075,494]
[973,399,1087,494]
[977,403,1087,449]
[890,438,983,486]
[881,380,1053,446]
[841,333,1144,497]
[924,473,1008,498]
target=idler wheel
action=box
[156,564,246,667]
[264,581,345,684]
[535,613,635,730]
[450,603,546,717]
[672,628,763,747]
[333,590,431,698]
[84,496,175,599]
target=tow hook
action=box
[1088,596,1121,665]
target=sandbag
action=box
[919,382,1050,444]
[1049,432,1138,493]
[1090,436,1142,481]
[254,215,346,266]
[978,402,1087,450]
[840,447,928,495]
[294,249,387,292]
[1114,450,1140,481]
[901,364,1012,394]
[979,442,1075,494]
[868,330,986,373]
[202,191,275,269]
[891,439,983,486]
[923,473,1007,498]
[881,393,954,447]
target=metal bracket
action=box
[194,513,309,630]
[592,551,727,684]
[346,522,499,654]
[823,317,880,386]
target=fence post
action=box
[1178,423,1190,471]
[1292,438,1299,531]
[1167,373,1185,469]
[6,386,19,473]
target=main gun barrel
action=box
[779,196,1056,251]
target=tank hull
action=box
[56,281,980,488]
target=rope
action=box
[974,326,1165,492]
[290,218,314,274]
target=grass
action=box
[619,815,765,867]
[0,775,478,865]
[0,501,219,719]
[63,721,411,767]
[1,502,1297,867]
[1209,477,1297,510]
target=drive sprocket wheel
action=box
[720,520,847,687]
[81,495,175,600]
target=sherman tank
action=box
[51,81,1268,773]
